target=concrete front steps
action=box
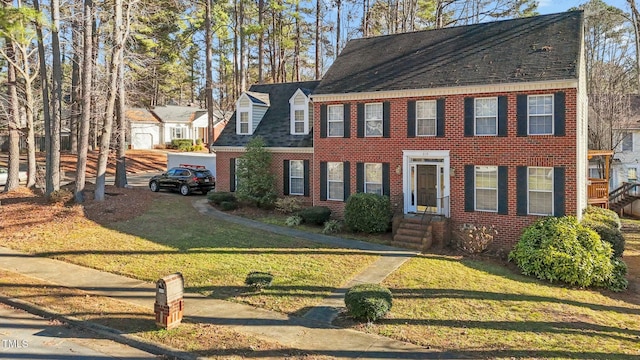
[392,215,449,252]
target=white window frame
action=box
[365,103,383,137]
[170,126,185,140]
[528,167,554,216]
[236,94,253,135]
[628,167,637,182]
[327,105,344,137]
[289,160,304,196]
[327,162,344,201]
[528,94,554,135]
[289,89,309,135]
[416,100,437,137]
[364,163,383,195]
[474,166,498,212]
[474,97,498,136]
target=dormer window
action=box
[236,94,252,135]
[290,89,310,135]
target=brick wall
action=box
[313,88,579,249]
[215,150,314,205]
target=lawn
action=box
[0,192,378,315]
[1,187,639,359]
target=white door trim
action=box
[403,150,450,216]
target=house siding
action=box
[313,88,579,249]
[215,150,314,205]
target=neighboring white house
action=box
[126,108,161,150]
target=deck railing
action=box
[587,178,609,208]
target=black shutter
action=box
[344,103,351,138]
[343,161,351,201]
[320,162,327,201]
[498,96,508,137]
[498,166,508,215]
[516,166,528,215]
[382,163,390,197]
[283,160,290,195]
[554,167,566,216]
[517,95,528,137]
[303,160,310,196]
[356,162,364,193]
[407,101,416,138]
[230,158,236,192]
[464,97,474,137]
[437,98,445,137]
[357,103,365,138]
[554,92,566,136]
[383,101,391,138]
[464,165,475,212]
[320,104,327,138]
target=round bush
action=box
[601,258,628,292]
[297,206,332,225]
[207,191,237,205]
[245,271,273,290]
[344,283,392,322]
[583,206,621,229]
[581,216,625,258]
[509,216,615,289]
[344,193,392,233]
[220,201,238,211]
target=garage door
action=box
[132,133,153,149]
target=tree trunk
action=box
[20,45,37,188]
[33,0,51,193]
[205,0,215,151]
[335,0,341,58]
[315,0,321,79]
[294,1,301,81]
[70,10,81,155]
[114,27,127,188]
[628,0,640,94]
[3,2,21,192]
[49,0,63,195]
[95,0,125,201]
[75,0,93,203]
[258,0,264,83]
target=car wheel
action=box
[149,181,159,192]
[179,184,190,196]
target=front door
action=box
[417,165,437,208]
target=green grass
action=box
[354,254,640,359]
[2,196,378,315]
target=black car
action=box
[149,165,215,196]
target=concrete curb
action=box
[0,295,200,360]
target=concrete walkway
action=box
[0,200,462,359]
[192,199,417,324]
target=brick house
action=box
[213,81,320,203]
[310,11,588,249]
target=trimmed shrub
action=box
[509,216,616,289]
[208,191,237,205]
[220,201,238,211]
[602,258,628,292]
[344,283,393,322]
[170,139,193,151]
[298,206,331,225]
[245,271,273,290]
[344,193,392,233]
[583,206,621,229]
[285,215,303,227]
[322,219,343,234]
[275,197,303,214]
[581,216,625,258]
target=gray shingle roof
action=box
[151,105,204,123]
[214,81,320,148]
[214,81,319,147]
[314,11,583,95]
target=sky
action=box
[537,0,629,13]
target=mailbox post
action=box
[154,272,184,329]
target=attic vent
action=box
[239,97,250,107]
[294,93,306,105]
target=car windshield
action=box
[194,170,212,178]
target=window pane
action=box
[416,101,436,119]
[365,184,383,196]
[475,166,497,212]
[476,189,497,211]
[328,182,344,200]
[623,133,633,151]
[328,105,344,137]
[529,191,553,215]
[290,160,303,177]
[328,122,344,137]
[328,162,343,180]
[476,117,496,135]
[365,163,382,195]
[417,119,436,136]
[528,168,553,191]
[528,95,553,135]
[365,103,383,137]
[240,123,249,133]
[475,98,497,117]
[328,105,343,120]
[291,178,304,195]
[629,168,637,181]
